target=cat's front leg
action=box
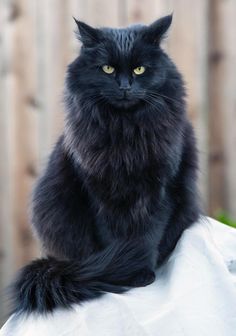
[123,237,158,288]
[127,267,156,287]
[157,132,200,265]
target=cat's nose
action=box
[119,84,131,91]
[120,88,131,99]
[119,77,131,91]
[119,85,131,99]
[118,77,131,98]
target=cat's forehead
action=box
[101,25,144,53]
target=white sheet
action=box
[1,216,236,336]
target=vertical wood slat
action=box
[36,0,66,161]
[126,0,166,24]
[11,0,39,269]
[87,0,120,27]
[0,0,15,324]
[210,0,236,218]
[223,2,236,219]
[47,0,71,143]
[167,0,209,210]
[208,0,226,216]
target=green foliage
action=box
[215,211,236,228]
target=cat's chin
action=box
[110,98,140,109]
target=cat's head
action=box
[66,15,181,110]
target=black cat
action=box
[12,15,200,314]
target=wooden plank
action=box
[70,0,89,23]
[208,0,226,216]
[68,0,86,57]
[87,0,120,27]
[71,0,120,27]
[213,0,236,219]
[35,0,67,159]
[166,0,209,211]
[0,0,19,324]
[126,0,166,25]
[10,0,40,270]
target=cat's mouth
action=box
[110,92,140,108]
[113,97,138,108]
[117,97,130,102]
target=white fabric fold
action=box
[1,217,236,336]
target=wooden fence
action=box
[0,0,236,324]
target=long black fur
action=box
[11,15,200,314]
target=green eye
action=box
[133,66,145,75]
[102,65,115,74]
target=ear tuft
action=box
[143,14,173,44]
[73,18,101,47]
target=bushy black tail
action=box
[11,241,154,314]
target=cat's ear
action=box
[74,18,101,47]
[143,14,173,44]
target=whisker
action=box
[147,91,183,106]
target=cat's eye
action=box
[102,65,115,74]
[133,66,146,75]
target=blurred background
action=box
[0,0,236,325]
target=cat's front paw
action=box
[129,268,156,287]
